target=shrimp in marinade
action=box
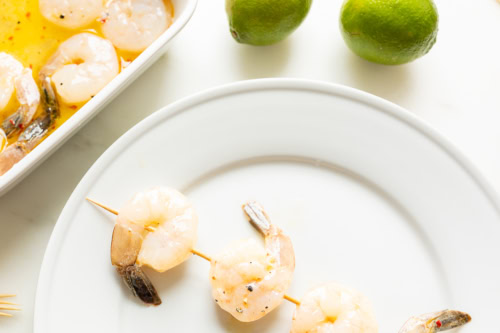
[0,53,40,150]
[0,53,59,176]
[39,0,104,29]
[111,186,198,305]
[40,33,119,104]
[291,282,378,333]
[210,201,295,322]
[0,33,117,175]
[101,0,173,53]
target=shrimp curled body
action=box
[101,0,173,52]
[111,186,198,305]
[210,201,295,322]
[39,0,104,29]
[291,282,378,333]
[41,33,119,104]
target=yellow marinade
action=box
[0,0,173,146]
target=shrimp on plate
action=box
[111,186,198,305]
[209,201,295,322]
[399,310,471,333]
[101,0,173,52]
[39,0,104,29]
[291,282,378,333]
[291,281,471,333]
[0,53,40,150]
[39,33,119,104]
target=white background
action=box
[1,0,500,331]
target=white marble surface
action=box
[1,0,499,331]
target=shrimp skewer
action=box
[88,198,298,314]
[87,197,472,332]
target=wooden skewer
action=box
[86,197,301,306]
[190,248,212,262]
[0,306,20,311]
[86,198,118,215]
[283,294,301,306]
[0,295,20,318]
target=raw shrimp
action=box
[39,0,104,29]
[0,102,58,176]
[291,282,378,333]
[0,53,23,111]
[210,201,295,322]
[398,310,471,333]
[0,53,40,148]
[111,186,198,305]
[39,33,119,104]
[101,0,173,52]
[0,52,58,176]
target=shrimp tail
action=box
[398,309,471,333]
[242,201,271,236]
[117,265,162,306]
[40,74,59,119]
[18,113,53,145]
[431,310,471,332]
[2,109,24,137]
[17,75,60,145]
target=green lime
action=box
[226,0,312,46]
[340,0,439,65]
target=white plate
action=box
[34,79,500,332]
[0,0,197,196]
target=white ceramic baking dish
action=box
[0,0,197,196]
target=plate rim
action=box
[33,78,500,331]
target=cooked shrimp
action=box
[111,186,198,305]
[40,33,119,104]
[210,201,295,322]
[101,0,173,52]
[39,0,104,29]
[291,282,378,333]
[398,310,471,333]
[0,53,40,147]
